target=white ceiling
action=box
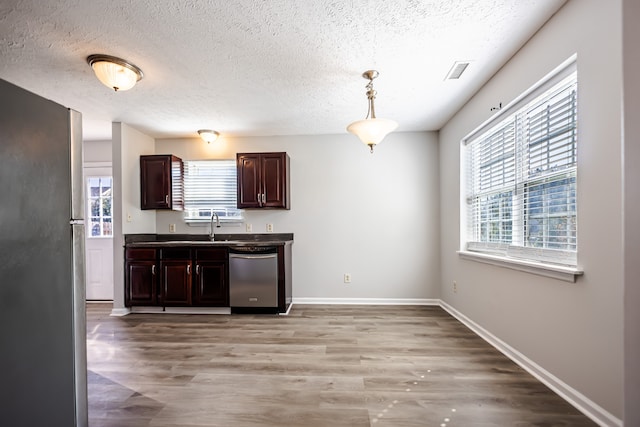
[0,0,566,141]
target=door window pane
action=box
[87,176,113,238]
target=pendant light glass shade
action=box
[347,117,398,152]
[87,55,143,92]
[347,70,397,153]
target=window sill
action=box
[457,250,583,282]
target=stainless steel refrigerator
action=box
[0,79,88,426]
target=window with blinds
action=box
[183,160,243,223]
[463,61,577,266]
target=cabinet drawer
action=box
[160,247,192,260]
[125,248,156,260]
[195,248,228,261]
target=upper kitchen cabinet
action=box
[140,155,184,210]
[237,152,290,209]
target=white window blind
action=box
[183,160,243,223]
[464,61,577,266]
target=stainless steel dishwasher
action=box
[229,246,278,310]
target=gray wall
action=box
[439,0,623,420]
[154,132,442,303]
[112,131,441,309]
[83,139,112,163]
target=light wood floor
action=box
[86,304,596,427]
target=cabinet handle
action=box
[187,264,191,275]
[262,193,266,204]
[196,264,200,275]
[257,193,262,206]
[165,194,169,205]
[152,265,156,275]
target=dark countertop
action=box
[125,233,294,248]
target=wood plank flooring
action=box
[86,304,596,426]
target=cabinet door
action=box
[126,260,157,306]
[193,261,228,306]
[140,156,171,210]
[237,152,289,209]
[237,153,261,208]
[261,152,288,208]
[160,260,192,305]
[140,155,183,210]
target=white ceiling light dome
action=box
[87,54,144,92]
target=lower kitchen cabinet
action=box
[193,249,228,306]
[125,246,229,308]
[160,259,192,306]
[159,247,192,306]
[125,248,158,306]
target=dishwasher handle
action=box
[229,254,277,260]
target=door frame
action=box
[84,162,114,300]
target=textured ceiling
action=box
[0,0,566,141]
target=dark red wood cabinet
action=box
[125,246,229,308]
[125,248,158,306]
[160,247,192,306]
[237,152,290,209]
[193,248,228,306]
[140,154,184,210]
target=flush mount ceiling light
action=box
[198,129,220,143]
[87,54,144,91]
[346,70,398,153]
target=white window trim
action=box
[458,250,583,282]
[460,55,580,278]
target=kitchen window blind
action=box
[463,61,577,266]
[183,160,243,223]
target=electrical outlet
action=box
[126,213,132,222]
[453,280,458,293]
[266,223,274,232]
[169,224,176,233]
[344,273,351,283]
[246,223,252,232]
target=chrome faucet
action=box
[209,212,220,240]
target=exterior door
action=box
[84,165,114,300]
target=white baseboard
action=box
[109,307,130,317]
[439,300,622,427]
[292,297,440,305]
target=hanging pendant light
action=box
[347,70,398,153]
[87,54,144,92]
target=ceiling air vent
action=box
[445,61,470,80]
